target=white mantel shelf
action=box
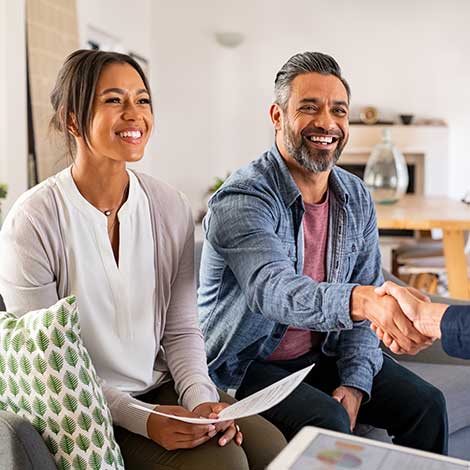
[343,124,449,197]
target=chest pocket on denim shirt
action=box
[341,237,363,281]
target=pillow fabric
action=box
[0,296,124,470]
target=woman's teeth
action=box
[119,131,142,138]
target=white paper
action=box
[129,364,314,424]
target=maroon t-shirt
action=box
[268,193,329,361]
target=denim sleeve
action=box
[441,306,470,359]
[205,185,356,331]
[335,199,384,401]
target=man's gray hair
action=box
[274,52,351,110]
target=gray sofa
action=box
[359,270,470,460]
[0,265,469,469]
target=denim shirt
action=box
[198,145,384,399]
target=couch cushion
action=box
[401,361,470,434]
[0,411,57,470]
[0,296,124,470]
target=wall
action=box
[0,0,28,214]
[0,0,5,186]
[150,0,470,214]
[27,0,80,182]
[76,0,155,175]
[3,1,469,216]
[0,0,155,217]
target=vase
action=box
[364,128,409,204]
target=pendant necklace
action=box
[102,181,129,218]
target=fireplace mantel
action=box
[343,125,448,196]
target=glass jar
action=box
[364,128,409,204]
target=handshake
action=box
[351,281,448,355]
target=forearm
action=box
[350,285,381,321]
[335,322,383,401]
[103,384,156,438]
[163,333,219,409]
[246,265,358,330]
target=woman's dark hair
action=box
[49,49,152,160]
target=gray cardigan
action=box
[0,170,219,437]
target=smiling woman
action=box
[0,50,286,470]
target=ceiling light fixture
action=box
[215,32,245,48]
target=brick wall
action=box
[26,0,79,182]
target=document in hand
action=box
[129,364,314,424]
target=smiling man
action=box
[198,52,448,454]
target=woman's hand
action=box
[193,402,243,447]
[147,405,217,450]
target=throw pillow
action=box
[0,296,125,470]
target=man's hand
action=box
[351,285,432,354]
[372,281,448,353]
[147,405,217,451]
[375,282,430,321]
[192,402,243,447]
[332,386,363,431]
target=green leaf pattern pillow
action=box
[0,296,125,470]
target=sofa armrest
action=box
[383,340,470,366]
[0,411,57,470]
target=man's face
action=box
[276,72,349,173]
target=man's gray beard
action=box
[283,124,342,173]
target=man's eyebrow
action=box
[298,98,349,108]
[299,98,320,104]
[333,100,349,108]
[99,87,149,95]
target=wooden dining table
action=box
[375,195,470,299]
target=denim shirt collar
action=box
[269,144,301,208]
[269,144,349,208]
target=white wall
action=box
[3,1,469,217]
[76,0,152,65]
[0,0,28,214]
[1,0,155,217]
[0,0,5,184]
[76,0,154,174]
[149,0,470,214]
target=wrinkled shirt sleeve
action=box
[335,200,384,401]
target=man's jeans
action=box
[236,352,448,455]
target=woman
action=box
[0,49,286,469]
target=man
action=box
[374,281,470,359]
[198,52,448,454]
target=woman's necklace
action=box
[70,166,129,217]
[102,182,130,218]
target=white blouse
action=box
[55,167,157,394]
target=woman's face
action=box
[84,62,153,163]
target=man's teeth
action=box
[119,131,142,138]
[307,135,334,144]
